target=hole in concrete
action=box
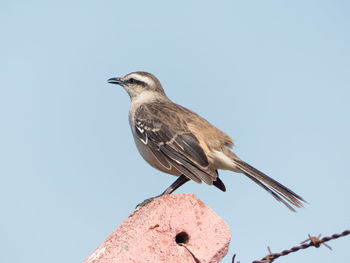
[175,231,189,245]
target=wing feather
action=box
[134,104,217,184]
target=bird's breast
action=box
[131,132,180,176]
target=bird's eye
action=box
[129,78,136,84]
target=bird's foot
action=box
[135,197,156,209]
[135,193,167,209]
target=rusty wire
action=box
[232,254,239,263]
[252,229,350,263]
[232,229,350,263]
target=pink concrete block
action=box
[84,193,231,263]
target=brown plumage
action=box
[108,71,306,211]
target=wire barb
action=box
[232,253,240,263]
[248,229,350,263]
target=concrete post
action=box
[84,193,231,263]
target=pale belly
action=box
[132,132,181,177]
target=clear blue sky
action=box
[1,1,349,262]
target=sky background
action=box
[1,1,349,262]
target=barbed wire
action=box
[232,229,350,263]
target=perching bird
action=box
[108,72,306,211]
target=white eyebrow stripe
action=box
[128,74,155,87]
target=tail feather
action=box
[213,176,226,192]
[233,159,306,211]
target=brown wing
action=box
[134,104,218,185]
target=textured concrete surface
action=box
[84,193,231,263]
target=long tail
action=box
[233,159,306,212]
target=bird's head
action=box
[108,71,166,100]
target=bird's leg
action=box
[136,175,190,209]
[161,174,190,195]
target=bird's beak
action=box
[108,77,124,85]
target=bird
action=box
[108,71,306,211]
